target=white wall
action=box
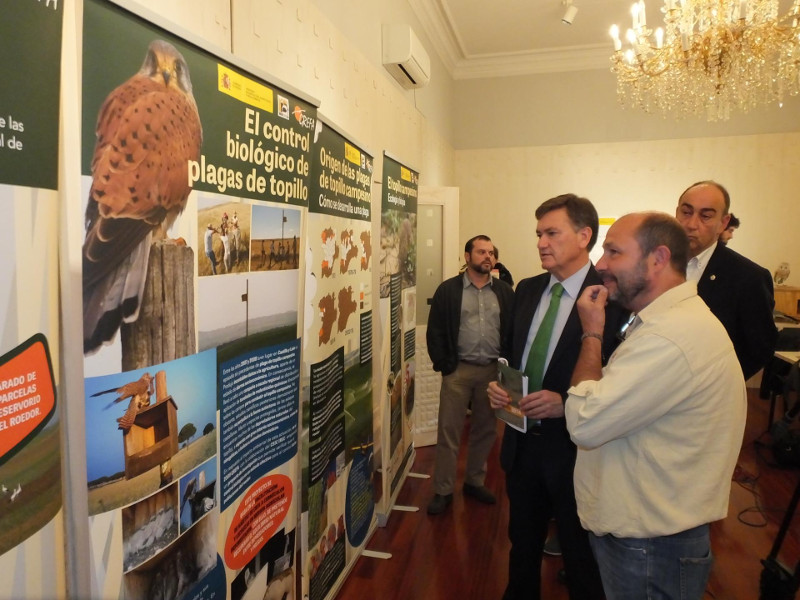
[308,0,455,148]
[452,64,800,286]
[232,0,455,186]
[456,132,800,284]
[453,69,800,149]
[115,0,233,51]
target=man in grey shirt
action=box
[426,235,514,514]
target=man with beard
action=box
[566,212,746,599]
[487,194,624,600]
[426,235,514,515]
[719,213,739,245]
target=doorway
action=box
[414,186,459,446]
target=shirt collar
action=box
[462,270,492,289]
[548,260,591,299]
[689,243,716,272]
[637,280,698,326]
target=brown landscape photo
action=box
[197,199,251,277]
[250,236,300,272]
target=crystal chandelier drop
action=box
[609,0,800,120]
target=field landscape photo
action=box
[250,204,301,272]
[197,196,251,277]
[197,271,298,351]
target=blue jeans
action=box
[589,524,713,600]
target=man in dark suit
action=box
[488,194,625,600]
[676,181,777,380]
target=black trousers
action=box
[503,430,605,600]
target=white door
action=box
[414,187,459,446]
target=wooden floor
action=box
[335,389,800,600]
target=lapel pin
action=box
[710,274,716,280]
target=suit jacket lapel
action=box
[697,243,723,297]
[523,277,549,326]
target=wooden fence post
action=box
[121,240,196,371]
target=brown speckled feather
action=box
[83,40,202,353]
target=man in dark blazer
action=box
[488,194,625,600]
[426,235,515,515]
[676,181,777,380]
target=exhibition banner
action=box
[379,154,418,500]
[0,0,62,190]
[0,2,66,599]
[81,1,314,598]
[302,120,374,600]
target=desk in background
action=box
[776,350,800,364]
[774,286,800,320]
[767,349,800,431]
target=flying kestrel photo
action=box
[90,371,154,431]
[83,39,203,355]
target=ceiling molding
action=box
[407,0,462,74]
[453,45,613,79]
[409,0,613,79]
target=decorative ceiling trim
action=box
[409,0,611,79]
[407,0,461,74]
[453,45,612,79]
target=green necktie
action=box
[525,282,564,392]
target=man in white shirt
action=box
[566,212,746,600]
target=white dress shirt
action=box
[519,260,591,373]
[686,243,716,282]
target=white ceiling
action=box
[409,0,796,78]
[408,0,640,78]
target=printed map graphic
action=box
[339,230,358,274]
[321,227,339,278]
[360,231,371,270]
[337,287,357,332]
[318,293,337,345]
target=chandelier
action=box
[609,0,800,120]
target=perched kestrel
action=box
[83,40,203,354]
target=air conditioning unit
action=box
[382,24,431,89]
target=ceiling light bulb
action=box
[610,24,622,50]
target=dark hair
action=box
[679,180,731,214]
[465,235,492,254]
[635,212,689,276]
[728,213,740,228]
[535,193,599,251]
[492,245,500,259]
